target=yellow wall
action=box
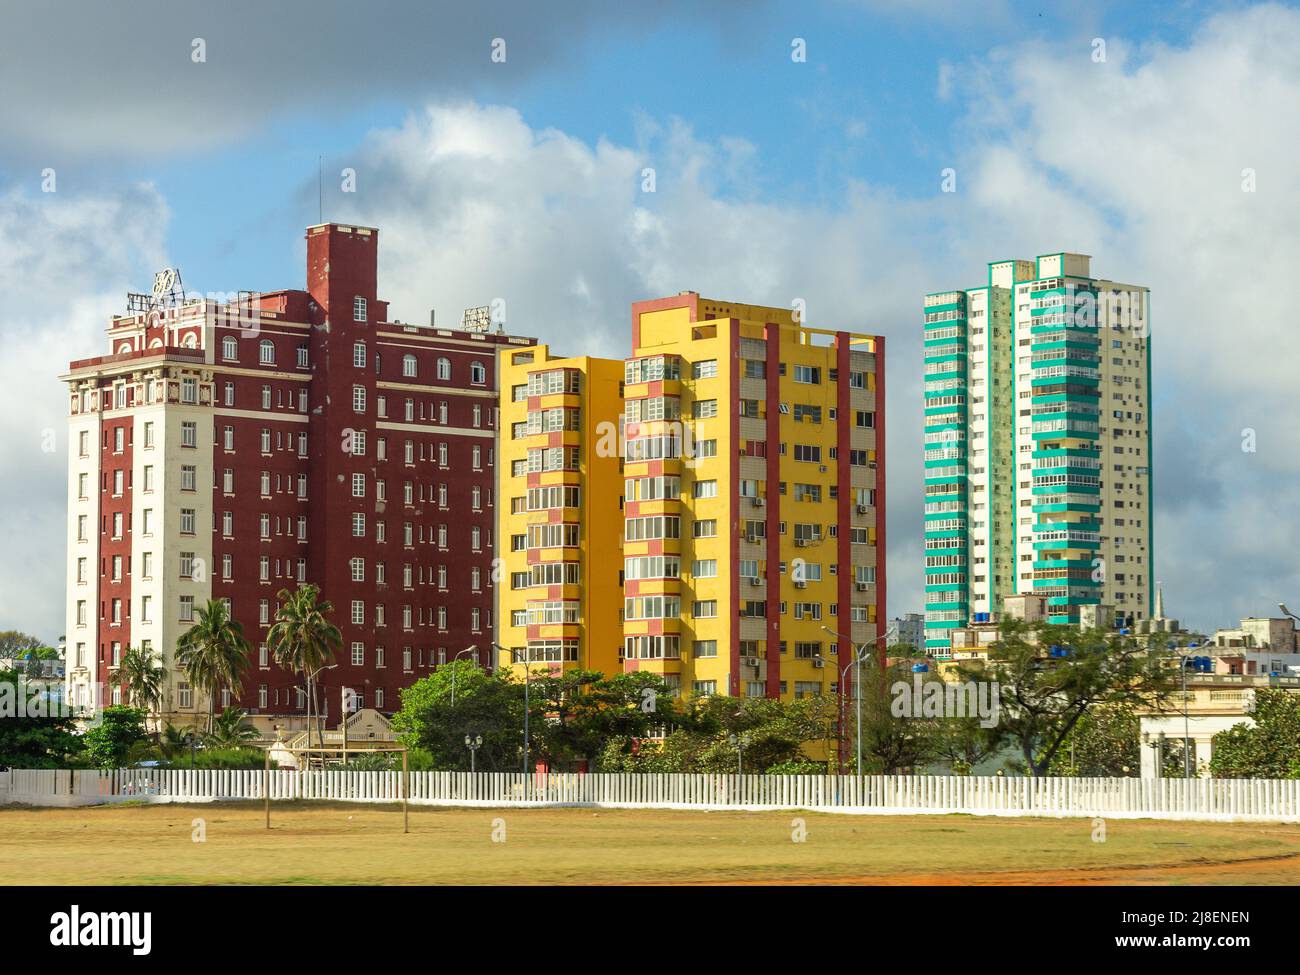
[495,345,624,679]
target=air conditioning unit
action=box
[812,658,825,669]
[745,532,757,543]
[818,465,828,473]
[752,497,764,507]
[794,580,807,589]
[855,582,869,592]
[794,539,808,548]
[856,504,869,514]
[749,577,763,587]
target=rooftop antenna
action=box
[318,155,323,224]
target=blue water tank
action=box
[911,663,929,673]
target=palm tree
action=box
[266,584,342,752]
[175,599,252,735]
[112,645,166,720]
[205,706,260,748]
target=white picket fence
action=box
[4,767,1300,821]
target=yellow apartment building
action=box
[625,293,886,706]
[495,345,625,677]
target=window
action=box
[259,340,275,364]
[436,357,451,381]
[793,365,821,384]
[402,354,417,378]
[181,421,197,448]
[692,359,718,379]
[353,342,367,368]
[222,336,238,360]
[352,473,366,498]
[180,378,197,404]
[470,361,486,385]
[692,479,718,499]
[353,296,367,322]
[692,399,718,419]
[352,385,366,413]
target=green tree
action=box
[81,706,148,769]
[112,645,166,717]
[852,661,944,774]
[529,670,685,770]
[1210,688,1300,778]
[265,584,341,749]
[969,621,1174,777]
[0,669,84,768]
[1045,705,1142,776]
[390,661,525,771]
[204,706,260,748]
[175,599,252,734]
[0,630,44,661]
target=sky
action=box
[1,0,1297,645]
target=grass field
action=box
[4,802,1300,885]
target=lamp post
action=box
[1173,640,1205,779]
[303,662,338,755]
[499,643,531,774]
[822,624,898,775]
[464,733,483,773]
[727,732,744,775]
[450,645,479,706]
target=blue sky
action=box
[1,0,1297,643]
[101,0,1226,291]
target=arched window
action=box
[470,360,486,385]
[182,332,198,349]
[403,354,417,378]
[222,335,238,360]
[436,357,451,381]
[259,339,275,364]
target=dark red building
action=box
[62,224,535,730]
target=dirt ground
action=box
[3,802,1299,885]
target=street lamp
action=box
[464,733,483,773]
[450,645,480,706]
[1173,641,1203,779]
[302,663,338,753]
[821,624,898,775]
[727,732,744,775]
[499,643,532,774]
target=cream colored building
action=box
[1138,675,1300,778]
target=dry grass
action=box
[3,802,1300,885]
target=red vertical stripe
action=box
[764,324,782,698]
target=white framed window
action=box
[436,357,451,381]
[353,342,367,368]
[222,335,238,360]
[352,385,366,413]
[259,339,275,364]
[402,354,417,378]
[353,296,367,322]
[470,361,486,385]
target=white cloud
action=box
[0,186,170,644]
